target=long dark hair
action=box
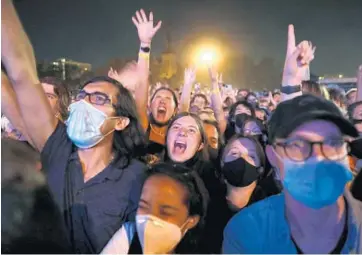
[166,112,209,162]
[149,87,179,126]
[225,100,255,141]
[82,76,147,165]
[146,163,209,253]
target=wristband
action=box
[138,52,150,59]
[281,85,301,95]
[211,88,220,94]
[140,46,151,53]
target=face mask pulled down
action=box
[283,159,353,209]
[136,214,188,254]
[66,100,116,149]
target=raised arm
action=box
[209,68,227,134]
[1,71,33,143]
[179,68,196,112]
[281,25,316,102]
[357,65,362,101]
[1,0,57,151]
[132,9,162,130]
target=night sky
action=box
[15,0,362,77]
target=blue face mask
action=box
[283,159,353,209]
[66,100,117,149]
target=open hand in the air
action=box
[108,61,139,91]
[132,9,162,44]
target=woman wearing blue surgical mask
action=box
[101,163,209,254]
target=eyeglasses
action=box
[243,128,262,136]
[76,90,113,106]
[274,138,349,162]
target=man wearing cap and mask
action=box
[223,94,362,253]
[223,25,362,254]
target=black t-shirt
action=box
[41,122,147,253]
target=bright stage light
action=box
[201,51,214,62]
[193,45,220,66]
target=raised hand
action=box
[184,67,196,86]
[283,25,316,85]
[132,9,162,44]
[208,66,220,84]
[108,61,139,91]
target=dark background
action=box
[14,0,362,89]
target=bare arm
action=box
[1,0,57,151]
[209,70,227,134]
[132,9,162,131]
[281,25,316,102]
[1,71,33,143]
[357,65,362,101]
[179,68,196,113]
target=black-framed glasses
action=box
[76,90,113,106]
[243,128,262,136]
[274,138,349,162]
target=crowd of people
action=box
[2,1,362,254]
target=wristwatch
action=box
[281,85,301,95]
[140,46,151,53]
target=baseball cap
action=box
[268,94,358,144]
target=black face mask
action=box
[234,113,249,128]
[222,157,261,187]
[350,138,362,159]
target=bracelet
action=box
[280,85,301,95]
[138,52,150,59]
[211,88,220,94]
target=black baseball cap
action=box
[268,94,358,144]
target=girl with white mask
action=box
[101,163,209,254]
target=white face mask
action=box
[136,214,188,254]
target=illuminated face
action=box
[151,89,176,125]
[234,104,252,116]
[347,91,357,106]
[222,138,261,210]
[271,120,348,180]
[203,123,219,149]
[255,109,266,122]
[167,116,204,163]
[192,96,207,110]
[243,120,262,136]
[273,93,281,104]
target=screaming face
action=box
[167,116,204,163]
[151,89,176,125]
